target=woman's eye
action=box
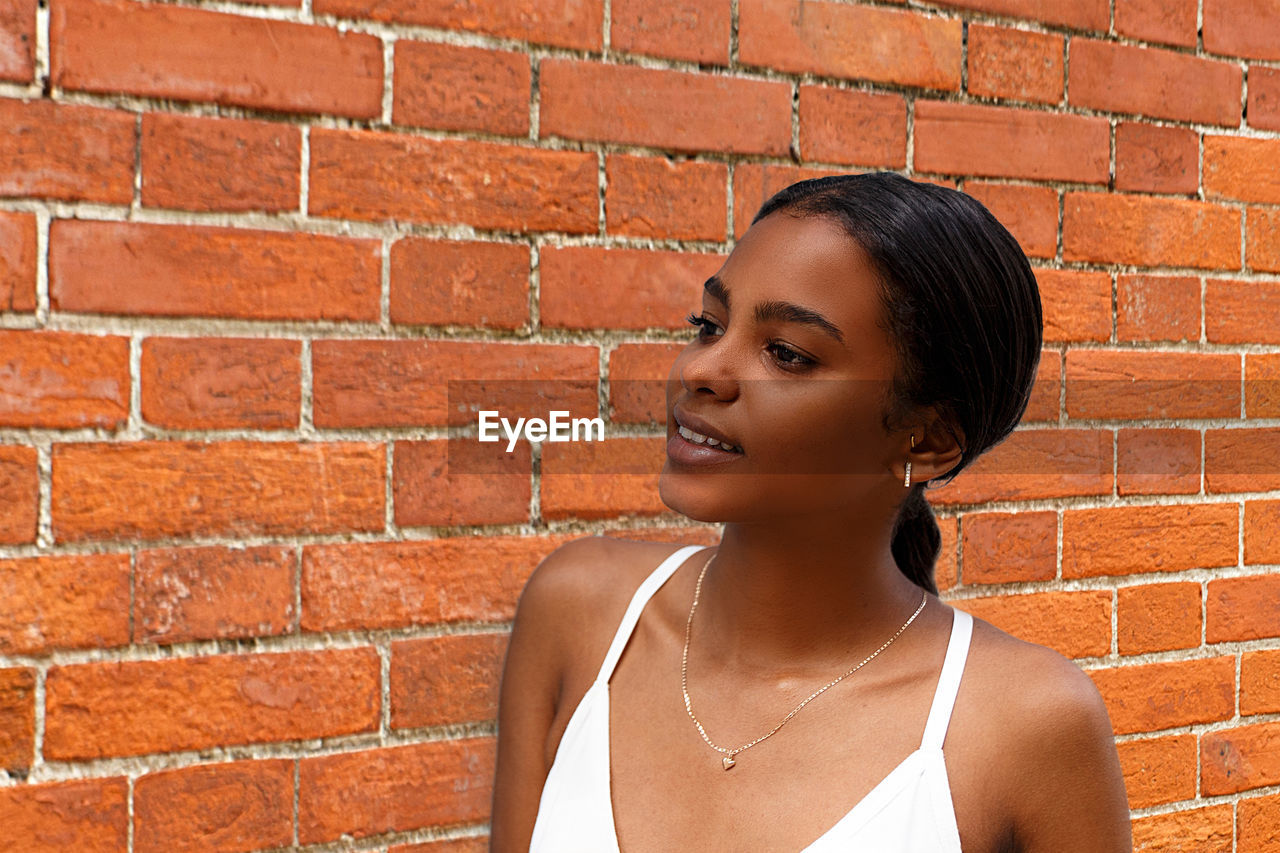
[769,342,814,368]
[685,312,722,339]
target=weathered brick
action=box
[797,86,907,168]
[963,183,1057,260]
[1118,582,1201,655]
[392,439,531,528]
[1246,500,1280,565]
[1023,349,1062,423]
[391,632,508,729]
[1240,794,1280,853]
[134,759,294,853]
[1118,274,1200,343]
[0,778,129,852]
[960,510,1056,584]
[1207,279,1280,344]
[540,59,790,156]
[936,516,960,593]
[0,445,36,544]
[1069,38,1241,125]
[390,839,488,853]
[955,591,1110,659]
[0,330,130,429]
[1202,720,1280,795]
[312,0,602,50]
[1065,350,1239,420]
[1063,193,1241,270]
[611,0,730,64]
[605,155,728,241]
[0,554,130,655]
[1117,734,1197,809]
[1117,428,1201,496]
[966,24,1063,104]
[1115,123,1198,195]
[141,113,301,213]
[1247,207,1280,273]
[1203,0,1280,60]
[1063,504,1237,578]
[733,164,845,238]
[49,220,381,322]
[0,667,35,774]
[1206,136,1280,204]
[0,99,134,204]
[140,337,301,430]
[541,437,668,519]
[1248,356,1280,419]
[1090,656,1235,735]
[390,239,529,329]
[52,0,382,117]
[1036,269,1112,342]
[608,342,684,425]
[45,648,380,759]
[928,429,1112,505]
[0,0,34,81]
[1132,805,1232,852]
[393,41,530,136]
[1208,574,1280,643]
[928,0,1108,30]
[135,546,296,645]
[1248,65,1280,131]
[0,211,36,312]
[1242,649,1280,715]
[1205,427,1280,493]
[1115,0,1198,47]
[52,441,385,542]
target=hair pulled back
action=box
[752,173,1043,594]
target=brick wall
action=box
[1,0,1279,849]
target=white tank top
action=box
[529,544,974,852]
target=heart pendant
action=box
[722,755,736,770]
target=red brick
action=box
[142,113,300,213]
[1249,65,1280,131]
[1132,804,1233,852]
[1118,582,1201,655]
[1069,39,1241,126]
[1066,350,1239,420]
[391,632,508,728]
[967,24,1063,105]
[140,337,300,430]
[1063,504,1237,578]
[50,220,380,321]
[1090,656,1235,735]
[312,339,597,428]
[301,535,568,632]
[313,0,601,50]
[1204,0,1280,60]
[1202,720,1280,794]
[0,99,134,204]
[1206,136,1280,204]
[934,516,960,593]
[0,211,36,312]
[300,738,493,843]
[52,441,385,542]
[0,445,36,544]
[391,839,488,853]
[1118,274,1200,343]
[1247,501,1280,565]
[955,591,1110,658]
[1023,349,1062,423]
[1035,269,1112,342]
[135,546,295,645]
[52,0,382,117]
[928,0,1108,30]
[0,554,129,655]
[732,163,845,239]
[1117,734,1197,809]
[45,648,380,759]
[797,86,906,169]
[1205,427,1280,493]
[963,183,1057,260]
[392,439,531,527]
[541,437,667,519]
[1207,279,1280,343]
[134,759,293,853]
[1240,794,1280,853]
[1063,194,1241,270]
[609,342,684,424]
[1208,574,1280,642]
[960,510,1056,584]
[739,0,961,90]
[540,59,790,156]
[611,0,730,64]
[390,239,528,329]
[541,246,723,331]
[605,155,728,241]
[1242,649,1280,715]
[0,667,34,773]
[1117,428,1200,496]
[928,429,1112,505]
[1115,123,1199,195]
[0,778,128,852]
[309,128,597,233]
[1247,207,1280,273]
[0,330,130,429]
[1116,0,1198,47]
[0,0,34,81]
[393,41,529,136]
[915,102,1108,183]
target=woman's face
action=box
[659,212,910,524]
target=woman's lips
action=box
[666,431,745,466]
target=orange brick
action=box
[1206,136,1280,204]
[732,164,845,238]
[1118,582,1201,655]
[390,239,528,329]
[392,439,531,527]
[1036,269,1112,343]
[1117,274,1200,343]
[609,342,684,425]
[134,759,293,853]
[1249,65,1280,131]
[1063,193,1240,270]
[0,778,128,853]
[0,99,134,204]
[311,339,597,428]
[928,429,1112,505]
[52,0,382,117]
[309,128,597,233]
[936,515,960,593]
[955,590,1110,658]
[0,330,130,429]
[0,667,35,774]
[1117,428,1200,496]
[605,155,728,241]
[1208,574,1280,643]
[140,337,300,430]
[1240,793,1280,853]
[1117,734,1197,809]
[1207,279,1280,344]
[1242,649,1280,715]
[1023,349,1062,423]
[1063,504,1237,578]
[1203,0,1280,60]
[0,0,34,81]
[52,441,385,542]
[1069,38,1241,126]
[45,649,380,759]
[50,220,381,322]
[299,738,493,843]
[739,0,961,90]
[611,0,730,64]
[541,437,667,519]
[135,546,295,645]
[1247,207,1280,273]
[0,210,36,312]
[1115,0,1198,47]
[141,113,301,213]
[1065,350,1240,420]
[928,0,1108,30]
[1202,720,1280,795]
[1205,427,1280,493]
[915,102,1108,183]
[393,41,529,136]
[390,633,508,728]
[1090,656,1234,735]
[0,445,36,544]
[1246,500,1280,565]
[1116,123,1198,195]
[540,59,790,156]
[391,839,488,853]
[0,554,129,655]
[313,0,601,50]
[1131,804,1233,853]
[797,86,907,168]
[966,24,1062,105]
[541,247,723,331]
[963,183,1056,260]
[960,510,1056,584]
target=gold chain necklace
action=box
[681,551,928,770]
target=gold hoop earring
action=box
[904,435,915,488]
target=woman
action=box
[491,173,1131,851]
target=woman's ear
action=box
[905,414,965,484]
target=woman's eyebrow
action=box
[703,275,846,344]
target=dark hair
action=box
[752,173,1043,594]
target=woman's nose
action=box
[677,334,740,399]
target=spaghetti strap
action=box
[593,544,710,685]
[919,608,973,751]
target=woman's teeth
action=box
[677,425,742,453]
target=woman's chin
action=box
[657,468,735,523]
